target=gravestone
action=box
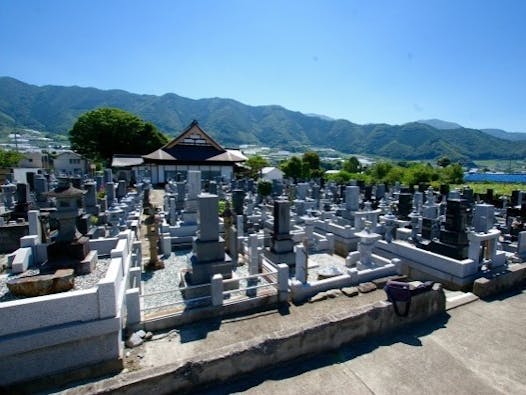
[34,174,49,207]
[297,183,309,200]
[104,168,113,184]
[375,184,386,200]
[272,180,283,196]
[208,181,218,195]
[116,180,127,201]
[95,174,103,191]
[26,172,37,191]
[184,193,234,298]
[186,170,201,212]
[413,191,423,214]
[397,193,412,220]
[346,186,360,212]
[425,199,470,260]
[473,203,494,233]
[175,181,186,210]
[364,185,373,202]
[312,185,320,201]
[232,189,245,216]
[84,181,100,215]
[12,183,30,220]
[264,200,295,265]
[1,181,17,209]
[106,182,115,206]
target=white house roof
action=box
[262,167,282,174]
[55,150,84,159]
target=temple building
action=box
[112,120,247,184]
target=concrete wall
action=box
[472,263,526,298]
[0,230,137,387]
[78,285,446,394]
[375,240,479,289]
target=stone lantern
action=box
[46,183,89,263]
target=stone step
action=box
[445,291,479,310]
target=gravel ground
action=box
[306,253,348,283]
[141,250,269,315]
[0,257,112,303]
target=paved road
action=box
[198,287,526,395]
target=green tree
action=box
[280,156,303,181]
[302,151,322,179]
[257,180,272,197]
[69,108,168,165]
[403,163,437,186]
[440,163,464,184]
[437,156,452,167]
[384,166,406,185]
[0,149,23,168]
[246,155,269,179]
[367,161,393,183]
[343,156,361,173]
[302,151,320,171]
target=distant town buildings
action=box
[53,150,90,176]
[261,166,284,181]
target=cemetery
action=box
[0,157,525,391]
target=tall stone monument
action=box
[183,193,234,299]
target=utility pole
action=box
[13,125,19,152]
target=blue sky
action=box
[1,0,525,132]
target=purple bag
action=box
[384,280,433,317]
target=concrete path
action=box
[124,288,387,371]
[198,288,526,395]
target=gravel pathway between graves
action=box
[0,257,112,303]
[141,250,256,315]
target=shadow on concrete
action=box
[479,284,525,302]
[195,312,451,395]
[178,318,222,343]
[178,302,290,343]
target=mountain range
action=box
[417,119,526,141]
[1,76,526,161]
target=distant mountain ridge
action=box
[480,128,526,141]
[418,119,526,141]
[417,119,464,130]
[1,76,526,160]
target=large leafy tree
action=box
[0,149,24,168]
[302,151,323,178]
[246,155,269,179]
[69,108,168,164]
[343,156,362,173]
[280,156,304,181]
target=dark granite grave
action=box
[423,199,471,260]
[397,193,412,220]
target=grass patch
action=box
[453,182,526,196]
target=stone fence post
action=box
[327,233,335,255]
[277,263,289,302]
[211,274,224,306]
[125,288,141,328]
